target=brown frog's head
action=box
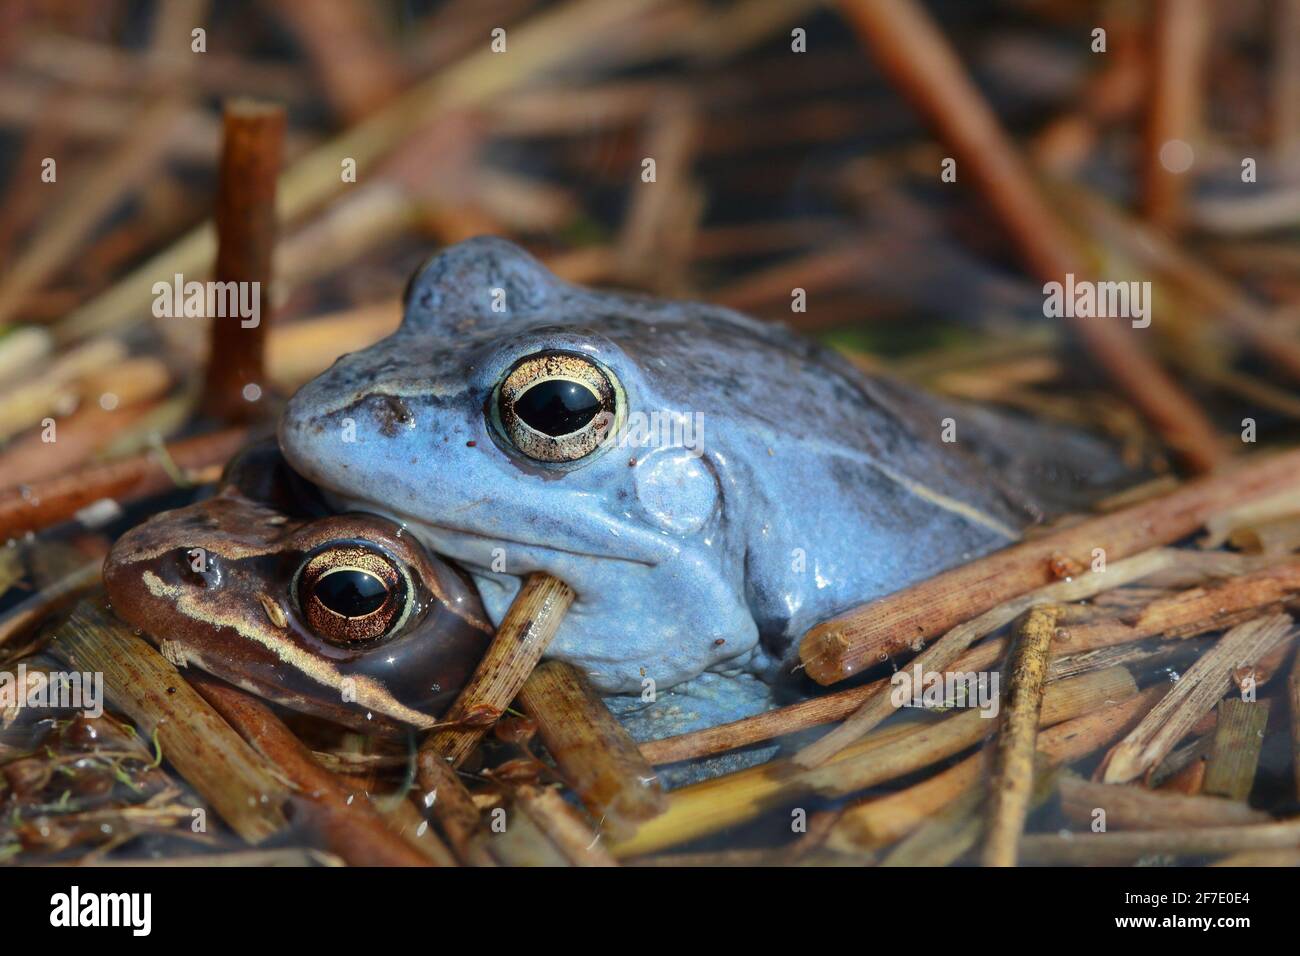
[103,451,491,733]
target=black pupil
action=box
[513,379,601,437]
[314,569,388,618]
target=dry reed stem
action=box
[192,676,443,866]
[795,547,1180,766]
[1201,698,1271,801]
[643,639,1005,766]
[422,573,574,768]
[517,660,666,839]
[49,598,289,843]
[1018,819,1300,864]
[201,99,285,423]
[834,0,1225,471]
[828,684,1169,850]
[1059,773,1269,830]
[799,448,1300,685]
[981,606,1059,866]
[1102,614,1293,783]
[0,100,186,327]
[514,784,619,867]
[612,667,1133,858]
[1142,0,1210,231]
[56,0,664,345]
[0,427,248,540]
[415,751,497,867]
[1291,649,1300,800]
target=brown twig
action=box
[48,598,289,843]
[981,606,1059,866]
[834,0,1225,471]
[798,447,1300,685]
[421,573,575,768]
[0,427,248,541]
[200,100,285,424]
[517,660,666,839]
[1142,0,1210,231]
[191,676,445,866]
[1101,613,1293,783]
[794,548,1180,766]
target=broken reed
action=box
[835,0,1225,471]
[201,100,284,423]
[422,572,575,768]
[47,597,289,843]
[0,426,247,540]
[612,666,1134,858]
[799,446,1300,686]
[192,675,446,867]
[517,660,667,839]
[981,606,1058,866]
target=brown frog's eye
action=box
[494,351,619,463]
[294,542,411,646]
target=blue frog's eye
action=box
[494,351,618,463]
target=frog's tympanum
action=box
[279,237,1127,697]
[103,442,491,732]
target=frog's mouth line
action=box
[373,513,660,569]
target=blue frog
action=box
[279,237,1127,726]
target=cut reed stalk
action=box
[1102,614,1292,783]
[201,100,284,423]
[422,573,574,768]
[192,676,441,866]
[1202,698,1271,801]
[795,548,1177,766]
[798,449,1300,686]
[981,606,1059,866]
[48,598,289,843]
[517,660,666,839]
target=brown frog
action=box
[102,441,492,733]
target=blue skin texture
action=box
[279,237,1118,700]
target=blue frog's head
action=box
[279,238,757,692]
